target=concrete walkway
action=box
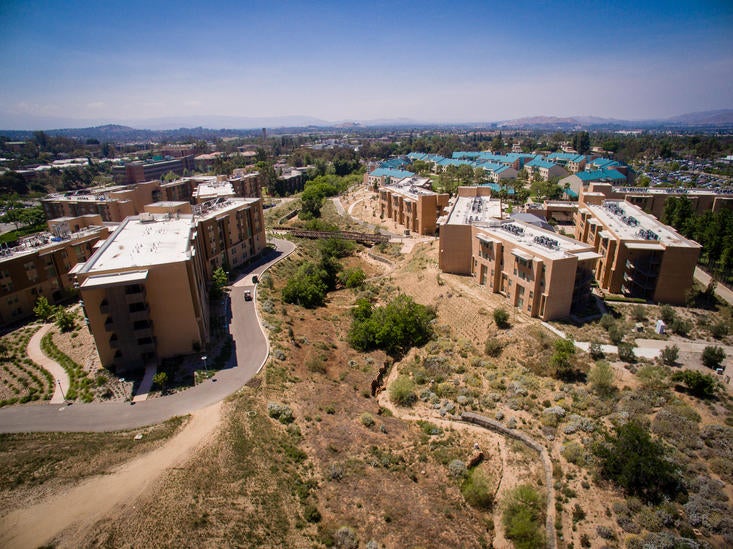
[27,324,70,404]
[132,363,157,403]
[694,267,733,306]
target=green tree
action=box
[54,306,76,333]
[551,338,576,379]
[33,296,55,322]
[210,267,228,300]
[461,468,494,510]
[152,371,169,391]
[702,345,726,369]
[502,484,545,549]
[671,370,718,399]
[282,262,329,308]
[348,294,436,357]
[594,421,680,503]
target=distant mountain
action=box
[664,109,733,125]
[497,115,625,129]
[121,114,331,130]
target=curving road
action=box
[0,238,295,433]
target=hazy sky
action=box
[1,0,732,129]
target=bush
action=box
[702,345,726,369]
[594,420,680,503]
[461,467,494,510]
[710,320,729,339]
[608,324,625,345]
[493,308,510,329]
[389,375,416,407]
[33,296,55,322]
[502,484,545,549]
[551,338,577,379]
[484,338,503,357]
[359,412,375,427]
[588,361,615,396]
[659,304,676,324]
[600,313,616,330]
[671,370,718,399]
[282,262,328,308]
[152,371,168,390]
[670,318,692,337]
[632,305,647,322]
[660,344,679,366]
[338,267,366,289]
[617,342,635,363]
[348,294,436,357]
[589,341,604,359]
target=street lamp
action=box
[201,355,208,374]
[57,379,67,403]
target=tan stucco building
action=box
[574,195,701,304]
[0,215,110,327]
[378,176,449,235]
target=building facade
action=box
[378,176,449,235]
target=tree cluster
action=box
[348,294,436,357]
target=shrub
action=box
[152,371,168,390]
[572,503,586,523]
[608,324,625,345]
[702,345,726,369]
[502,484,545,549]
[33,296,55,322]
[660,344,679,366]
[632,305,647,322]
[670,318,692,337]
[493,308,510,329]
[600,313,616,330]
[588,361,615,396]
[589,341,604,359]
[461,467,494,510]
[594,421,680,503]
[637,364,670,393]
[617,342,635,363]
[359,412,375,427]
[338,267,366,289]
[659,304,676,324]
[304,503,321,523]
[710,320,729,339]
[54,307,76,332]
[671,370,718,399]
[561,441,587,465]
[484,338,503,357]
[348,294,436,357]
[389,375,416,407]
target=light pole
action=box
[201,355,208,375]
[57,378,67,403]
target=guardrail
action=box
[272,226,389,245]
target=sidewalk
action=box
[27,324,70,404]
[694,268,733,306]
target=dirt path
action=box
[0,402,222,549]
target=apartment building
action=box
[0,215,110,327]
[524,158,569,181]
[582,183,733,218]
[42,180,161,222]
[560,170,627,196]
[74,214,210,373]
[470,221,600,320]
[112,155,196,184]
[193,198,266,278]
[193,179,236,203]
[229,171,263,198]
[366,168,415,189]
[574,197,700,304]
[438,187,598,320]
[378,176,449,235]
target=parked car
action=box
[244,290,252,301]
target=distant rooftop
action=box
[443,195,503,225]
[369,168,415,179]
[382,176,435,200]
[194,180,235,200]
[576,169,625,182]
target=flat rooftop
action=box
[78,214,194,273]
[444,195,503,225]
[0,226,107,263]
[194,180,235,199]
[382,176,435,200]
[477,221,599,261]
[584,200,698,247]
[193,197,259,220]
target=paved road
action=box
[694,267,733,306]
[0,238,296,433]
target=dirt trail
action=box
[0,402,222,549]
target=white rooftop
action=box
[444,195,503,225]
[79,214,194,273]
[585,200,698,248]
[383,176,435,200]
[194,180,235,199]
[193,197,259,220]
[477,220,599,260]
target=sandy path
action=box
[27,323,70,404]
[0,401,222,549]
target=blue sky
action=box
[0,0,731,128]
